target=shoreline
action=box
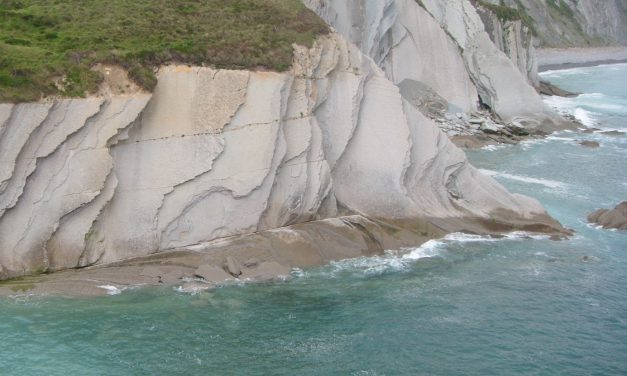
[0,213,568,297]
[537,46,627,72]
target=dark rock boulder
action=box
[538,81,579,97]
[587,202,627,230]
[579,140,600,148]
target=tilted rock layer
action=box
[304,0,558,127]
[0,34,564,280]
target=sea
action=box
[0,64,625,376]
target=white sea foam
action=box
[573,108,598,127]
[97,285,125,295]
[478,168,498,176]
[478,169,567,190]
[303,230,553,278]
[481,144,506,151]
[540,63,627,78]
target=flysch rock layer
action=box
[304,0,560,127]
[0,33,566,281]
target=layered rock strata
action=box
[0,34,566,281]
[488,0,627,47]
[304,0,562,135]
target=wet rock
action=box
[244,258,260,268]
[599,130,625,136]
[587,202,627,230]
[224,256,242,277]
[241,261,292,282]
[538,80,579,97]
[194,264,232,281]
[579,140,600,148]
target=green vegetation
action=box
[477,0,536,35]
[0,274,44,292]
[477,1,522,22]
[0,0,328,102]
[546,0,575,19]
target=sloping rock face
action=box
[304,0,555,125]
[0,34,563,280]
[475,5,539,86]
[302,0,478,114]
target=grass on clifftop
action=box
[0,0,328,102]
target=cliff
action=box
[0,33,565,280]
[479,0,627,48]
[304,0,560,128]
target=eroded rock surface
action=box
[0,33,566,280]
[305,0,561,125]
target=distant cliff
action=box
[478,0,627,47]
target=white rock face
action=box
[0,34,556,279]
[476,7,539,87]
[303,0,478,113]
[304,0,554,123]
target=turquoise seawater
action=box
[1,65,626,376]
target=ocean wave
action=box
[573,108,598,126]
[478,169,568,190]
[297,232,550,278]
[481,144,506,151]
[97,285,126,295]
[540,63,627,78]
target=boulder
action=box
[587,202,627,230]
[481,120,501,134]
[224,256,242,277]
[194,264,232,281]
[241,261,292,282]
[579,140,600,148]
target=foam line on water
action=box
[540,63,627,77]
[478,169,568,190]
[97,285,126,295]
[298,232,550,278]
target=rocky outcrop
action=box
[0,33,566,280]
[587,202,627,230]
[304,0,559,127]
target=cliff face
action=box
[0,33,562,280]
[482,0,627,47]
[304,0,556,125]
[475,5,539,86]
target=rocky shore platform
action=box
[0,212,569,297]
